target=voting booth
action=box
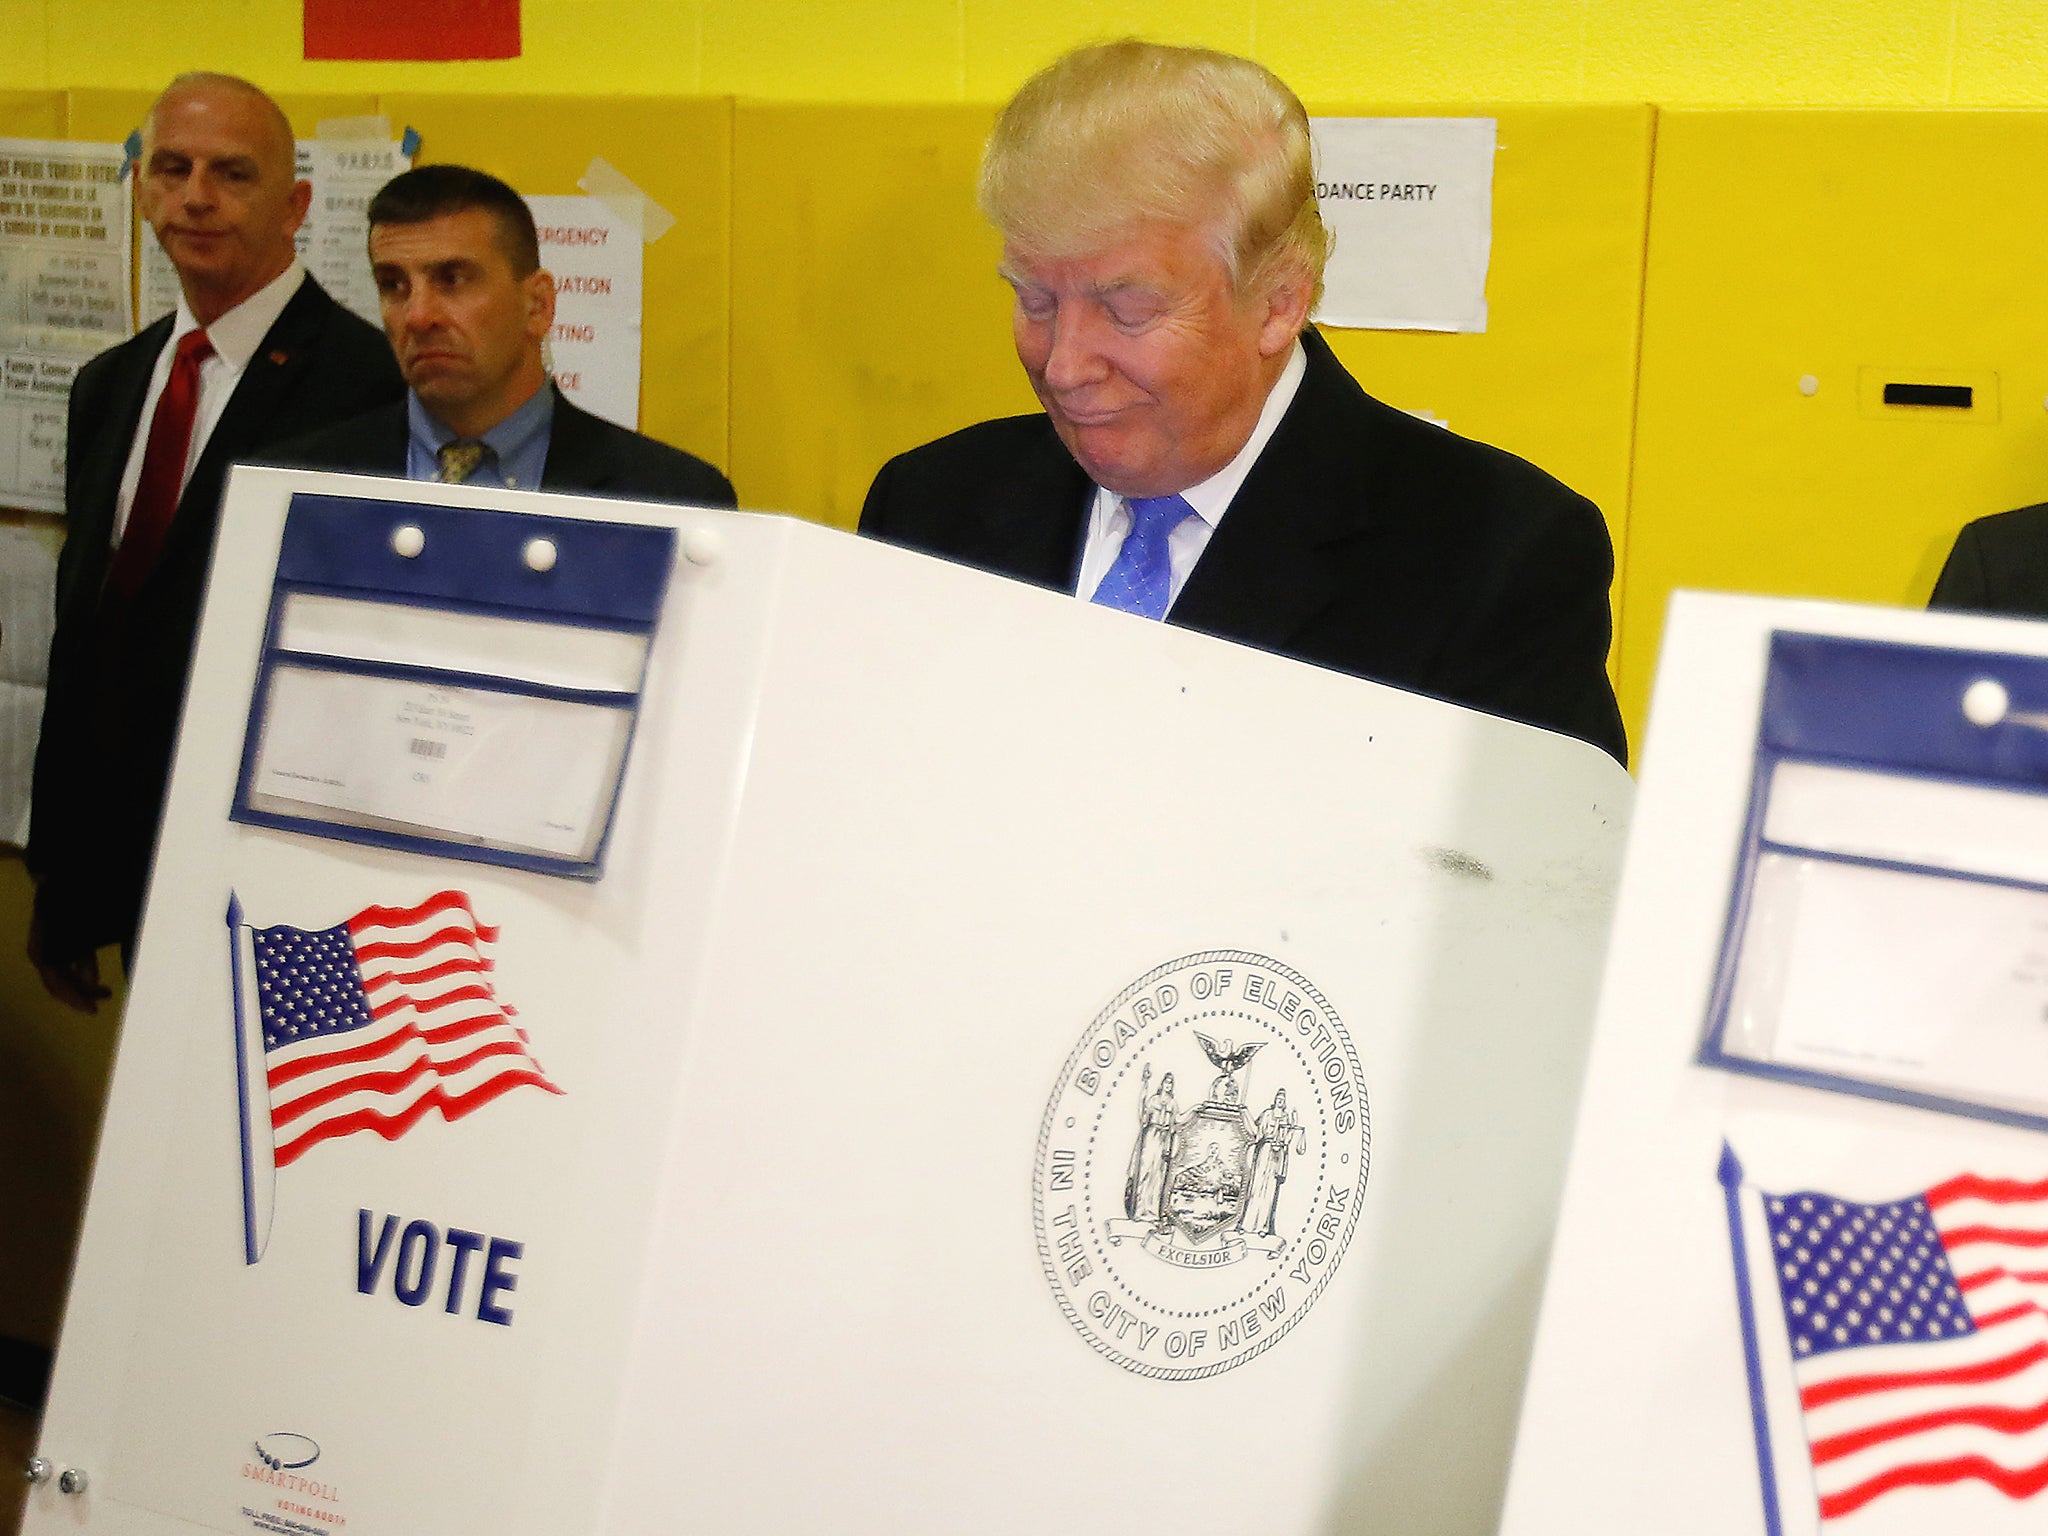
[1502,592,2048,1535]
[26,467,1630,1535]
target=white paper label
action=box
[1725,851,2048,1118]
[248,666,633,863]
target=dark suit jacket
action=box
[860,328,1628,765]
[269,389,737,509]
[30,276,405,960]
[1930,504,2048,617]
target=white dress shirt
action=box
[1075,339,1308,609]
[110,261,309,545]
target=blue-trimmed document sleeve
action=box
[1700,630,2048,1132]
[231,493,677,879]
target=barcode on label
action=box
[408,738,447,759]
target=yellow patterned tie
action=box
[436,440,490,484]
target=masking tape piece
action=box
[315,115,393,143]
[577,155,675,244]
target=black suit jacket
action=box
[269,389,737,509]
[861,328,1627,764]
[1930,504,2048,617]
[30,275,405,960]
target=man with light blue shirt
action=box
[860,40,1625,765]
[277,164,734,509]
[401,363,555,491]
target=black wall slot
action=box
[1883,382,1974,408]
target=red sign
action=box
[304,0,520,61]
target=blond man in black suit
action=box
[861,41,1625,765]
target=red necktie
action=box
[104,327,214,608]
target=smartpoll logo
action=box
[1033,952,1370,1380]
[225,889,562,1264]
[252,1433,319,1472]
[240,1431,343,1534]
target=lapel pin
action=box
[268,350,289,365]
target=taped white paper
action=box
[0,138,133,512]
[0,524,57,843]
[1309,117,1496,333]
[526,194,643,430]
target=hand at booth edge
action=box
[27,911,111,1014]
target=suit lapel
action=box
[537,393,613,493]
[978,430,1094,591]
[1168,328,1384,650]
[179,279,331,510]
[82,321,171,526]
[367,403,411,471]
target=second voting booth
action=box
[25,469,1631,1535]
[1503,593,2048,1536]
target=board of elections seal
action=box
[1033,951,1370,1380]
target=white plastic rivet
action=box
[391,524,425,559]
[1797,374,1820,397]
[1962,677,2009,728]
[523,537,557,573]
[682,529,722,567]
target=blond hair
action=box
[979,40,1331,308]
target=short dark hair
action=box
[366,164,540,275]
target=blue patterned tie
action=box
[1091,494,1195,620]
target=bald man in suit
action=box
[29,73,403,1009]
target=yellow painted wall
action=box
[13,0,2048,106]
[1623,108,2048,734]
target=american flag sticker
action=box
[1720,1144,2048,1533]
[227,890,561,1263]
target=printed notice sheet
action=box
[0,525,58,843]
[1309,117,1496,333]
[526,195,643,430]
[305,130,413,324]
[0,138,132,512]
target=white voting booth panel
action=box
[28,466,1630,1536]
[1502,592,2048,1536]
